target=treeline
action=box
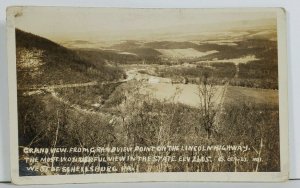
[195,39,278,61]
[194,39,279,89]
[237,59,278,89]
[156,63,236,85]
[76,48,162,65]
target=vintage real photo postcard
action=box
[7,7,288,184]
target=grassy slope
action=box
[225,86,278,107]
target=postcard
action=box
[6,7,288,184]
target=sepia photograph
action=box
[7,7,288,184]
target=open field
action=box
[141,83,224,108]
[156,48,218,59]
[224,86,278,106]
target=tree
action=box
[197,72,217,139]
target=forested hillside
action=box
[16,29,125,87]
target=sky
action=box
[13,7,277,44]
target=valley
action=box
[16,27,280,174]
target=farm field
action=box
[225,86,279,106]
[156,48,218,59]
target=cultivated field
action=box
[156,48,218,59]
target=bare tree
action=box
[197,72,217,139]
